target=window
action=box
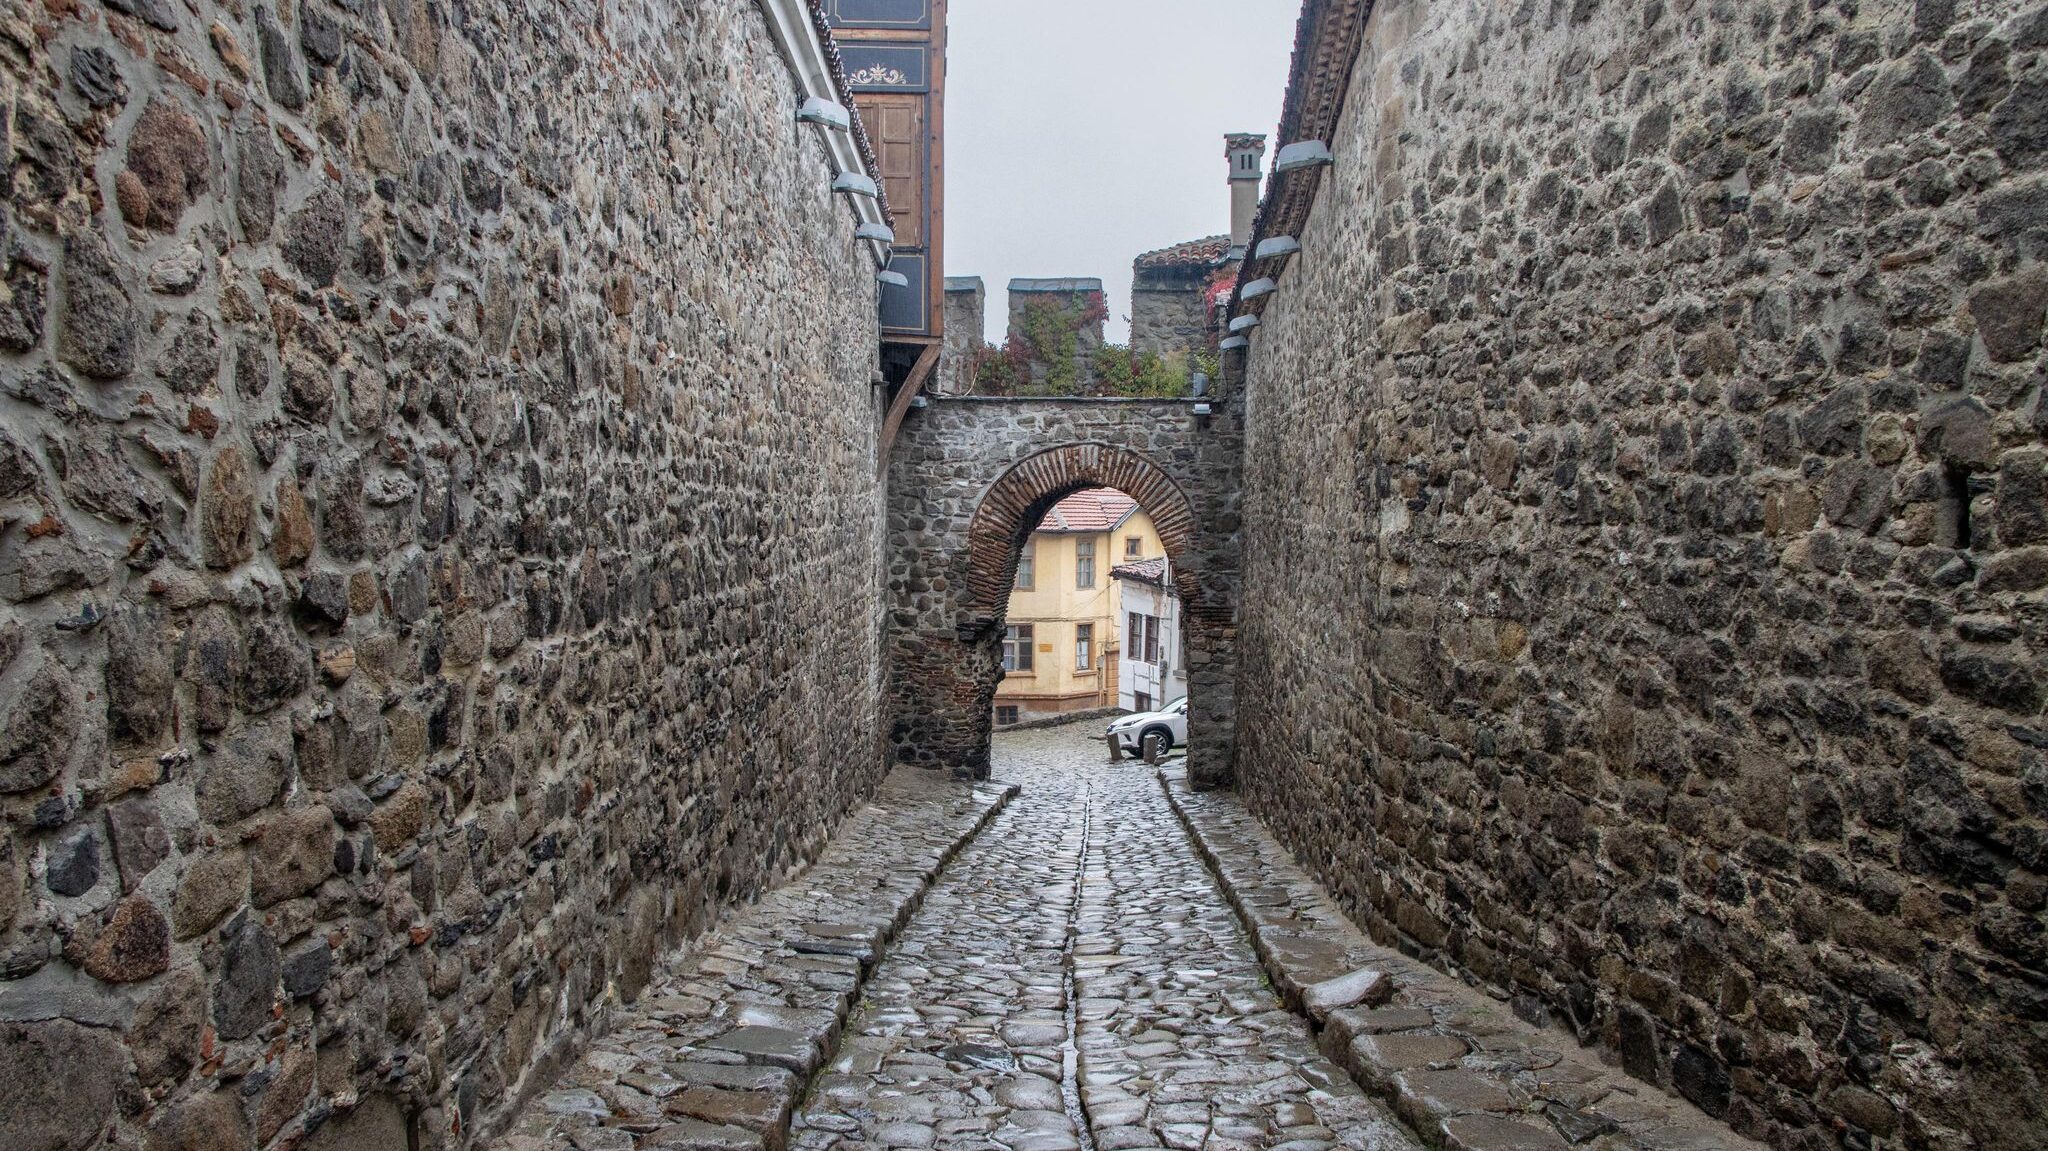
[1015,542,1035,590]
[1126,536,1143,558]
[1135,691,1152,713]
[1075,624,1093,671]
[1075,539,1095,589]
[995,705,1019,726]
[1003,624,1034,673]
[1125,611,1160,666]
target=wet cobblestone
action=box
[1075,765,1418,1151]
[499,724,1755,1151]
[795,733,1087,1151]
[494,769,1016,1151]
[1161,768,1768,1151]
[792,724,1421,1151]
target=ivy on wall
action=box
[971,291,1207,399]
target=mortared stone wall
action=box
[0,1,887,1147]
[1233,0,2048,1146]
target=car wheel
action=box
[1140,728,1171,760]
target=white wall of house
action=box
[1116,578,1187,712]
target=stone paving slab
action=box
[1157,768,1767,1151]
[1073,758,1421,1151]
[793,723,1423,1151]
[790,733,1093,1151]
[493,769,1019,1151]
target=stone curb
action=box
[994,705,1127,734]
[988,710,1192,768]
[495,772,1021,1151]
[1157,767,1767,1151]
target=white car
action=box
[1107,698,1188,757]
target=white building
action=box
[1111,557,1187,713]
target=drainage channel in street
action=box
[1059,776,1098,1151]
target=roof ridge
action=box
[1136,233,1230,257]
[1033,487,1139,533]
[1134,234,1234,269]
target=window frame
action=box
[995,705,1019,726]
[1125,535,1143,558]
[1014,541,1035,591]
[1002,623,1035,673]
[1075,538,1096,589]
[1075,623,1093,672]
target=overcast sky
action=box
[945,0,1302,346]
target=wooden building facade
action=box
[825,0,946,347]
[824,0,947,466]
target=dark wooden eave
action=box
[1229,0,1374,319]
[877,342,941,478]
[804,0,892,222]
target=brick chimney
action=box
[1226,134,1268,259]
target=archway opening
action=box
[956,443,1213,778]
[988,486,1190,740]
[963,444,1203,620]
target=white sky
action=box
[944,0,1302,346]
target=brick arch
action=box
[885,396,1240,785]
[964,443,1201,623]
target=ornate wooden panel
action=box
[827,0,930,29]
[840,42,930,90]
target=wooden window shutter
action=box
[858,94,924,246]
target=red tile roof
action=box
[1038,488,1139,533]
[1134,234,1232,270]
[1112,557,1170,586]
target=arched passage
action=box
[884,397,1241,786]
[964,444,1202,623]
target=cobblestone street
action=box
[1,0,2036,1146]
[793,724,1421,1151]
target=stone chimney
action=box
[1226,134,1268,259]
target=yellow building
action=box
[994,489,1165,725]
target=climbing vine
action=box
[970,291,1206,400]
[972,293,1110,396]
[1095,346,1212,398]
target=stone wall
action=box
[938,277,984,396]
[886,398,1240,784]
[1235,0,2047,1147]
[1130,283,1212,362]
[1005,281,1105,393]
[0,1,885,1149]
